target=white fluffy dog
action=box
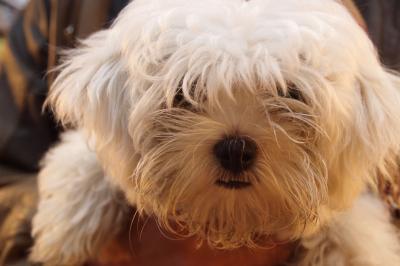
[30,0,400,265]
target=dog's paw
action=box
[29,131,128,265]
[299,229,348,266]
[299,193,400,266]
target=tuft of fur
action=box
[31,0,400,265]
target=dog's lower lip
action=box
[215,179,251,189]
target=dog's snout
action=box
[213,136,257,174]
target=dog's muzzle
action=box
[213,135,257,189]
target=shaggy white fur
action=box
[30,0,400,265]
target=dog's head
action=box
[48,0,400,248]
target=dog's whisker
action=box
[128,209,139,256]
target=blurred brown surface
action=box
[88,217,296,266]
[0,166,36,266]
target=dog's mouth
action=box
[215,178,252,189]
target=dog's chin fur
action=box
[31,0,400,264]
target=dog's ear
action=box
[355,67,400,180]
[328,66,400,209]
[47,30,130,145]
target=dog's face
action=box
[49,0,400,248]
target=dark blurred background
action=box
[0,0,28,35]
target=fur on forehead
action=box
[49,0,381,126]
[112,0,370,105]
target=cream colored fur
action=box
[30,0,400,265]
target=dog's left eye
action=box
[278,84,305,102]
[173,88,192,108]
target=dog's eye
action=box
[278,84,305,102]
[173,78,200,109]
[287,87,303,101]
[173,88,192,108]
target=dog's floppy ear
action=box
[355,67,400,179]
[328,64,400,209]
[47,30,130,145]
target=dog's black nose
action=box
[213,136,257,174]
